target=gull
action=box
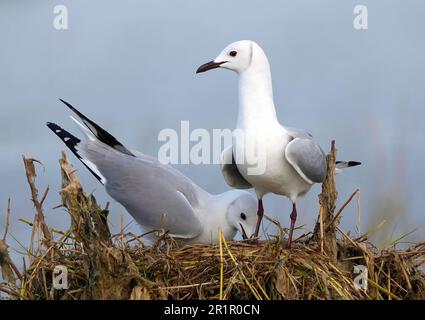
[46,99,258,244]
[197,40,360,248]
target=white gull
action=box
[197,40,360,248]
[47,99,258,244]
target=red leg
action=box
[253,199,264,238]
[287,203,297,249]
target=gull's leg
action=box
[253,199,264,238]
[287,202,297,249]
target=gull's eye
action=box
[229,51,237,57]
[240,212,246,220]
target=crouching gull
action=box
[47,99,258,244]
[197,40,361,248]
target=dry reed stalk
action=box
[0,199,21,284]
[22,157,52,248]
[312,140,338,262]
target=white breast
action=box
[233,124,312,200]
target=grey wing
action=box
[220,146,252,189]
[79,142,204,239]
[284,136,327,184]
[284,127,314,139]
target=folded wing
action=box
[284,134,327,184]
[220,146,252,189]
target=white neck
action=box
[236,56,278,128]
[200,191,239,241]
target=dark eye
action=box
[229,51,237,57]
[240,212,246,220]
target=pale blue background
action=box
[0,1,424,269]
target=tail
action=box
[46,122,106,184]
[335,161,361,174]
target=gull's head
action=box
[225,190,258,239]
[196,40,268,75]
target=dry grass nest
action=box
[1,148,425,300]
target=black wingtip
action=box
[348,161,362,167]
[46,122,105,184]
[59,98,75,110]
[46,121,60,131]
[57,99,135,157]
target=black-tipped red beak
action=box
[240,223,248,240]
[196,60,226,74]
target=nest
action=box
[1,147,425,300]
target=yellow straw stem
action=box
[218,228,224,300]
[220,231,263,300]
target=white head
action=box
[224,190,258,239]
[196,40,270,75]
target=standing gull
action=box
[47,99,258,244]
[197,40,360,248]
